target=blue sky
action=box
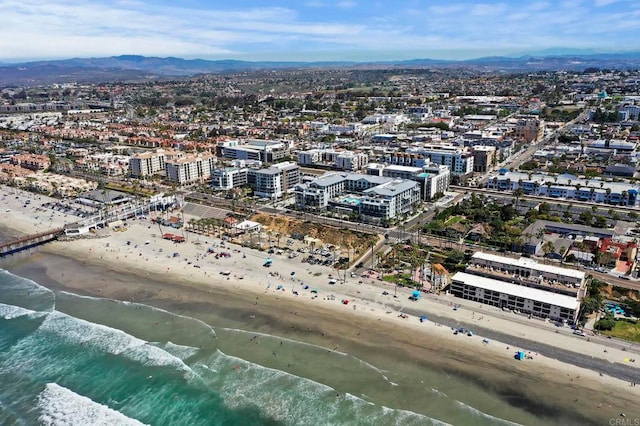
[0,0,637,62]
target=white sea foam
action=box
[37,383,147,426]
[455,400,523,425]
[0,303,40,320]
[205,350,445,426]
[0,269,54,297]
[221,327,387,377]
[60,292,217,339]
[154,341,200,361]
[0,269,55,311]
[38,311,193,373]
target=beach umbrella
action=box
[412,290,421,299]
[420,315,427,322]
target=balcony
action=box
[465,264,579,296]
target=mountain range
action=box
[2,52,640,87]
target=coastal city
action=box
[2,65,640,424]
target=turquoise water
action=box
[0,265,609,425]
[0,269,443,425]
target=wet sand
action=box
[6,249,640,425]
[2,185,640,424]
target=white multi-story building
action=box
[165,153,216,186]
[336,152,369,171]
[211,167,248,191]
[418,162,451,200]
[248,162,300,199]
[129,149,182,178]
[294,172,421,222]
[406,144,474,176]
[297,149,323,166]
[373,162,450,200]
[450,252,585,323]
[216,139,288,163]
[486,170,640,207]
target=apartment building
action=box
[248,161,300,199]
[211,167,248,191]
[512,116,544,142]
[405,144,474,175]
[129,148,182,178]
[217,139,288,163]
[297,149,368,171]
[486,170,640,207]
[471,145,497,173]
[336,152,369,171]
[165,153,216,186]
[294,172,421,222]
[10,154,51,171]
[450,252,584,324]
[373,162,450,200]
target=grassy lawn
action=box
[382,273,417,287]
[602,319,640,343]
[445,215,464,225]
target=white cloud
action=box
[0,0,635,61]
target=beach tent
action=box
[515,351,526,361]
[420,315,428,322]
[412,291,421,299]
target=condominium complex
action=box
[294,172,421,222]
[451,252,585,323]
[367,162,450,200]
[297,148,368,171]
[165,153,216,185]
[404,144,474,175]
[216,139,288,163]
[486,170,640,206]
[9,154,51,171]
[512,115,544,142]
[211,167,248,191]
[248,161,300,199]
[129,148,182,178]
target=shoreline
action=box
[7,249,638,425]
[2,187,640,423]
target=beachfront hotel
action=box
[450,252,585,324]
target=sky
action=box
[0,0,638,62]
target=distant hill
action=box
[2,52,640,87]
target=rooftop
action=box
[452,272,581,311]
[471,252,585,280]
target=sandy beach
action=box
[2,185,640,424]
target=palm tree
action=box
[542,241,555,256]
[533,181,540,195]
[513,188,524,210]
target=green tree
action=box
[595,313,616,331]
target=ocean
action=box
[0,248,619,426]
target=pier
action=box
[0,227,65,257]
